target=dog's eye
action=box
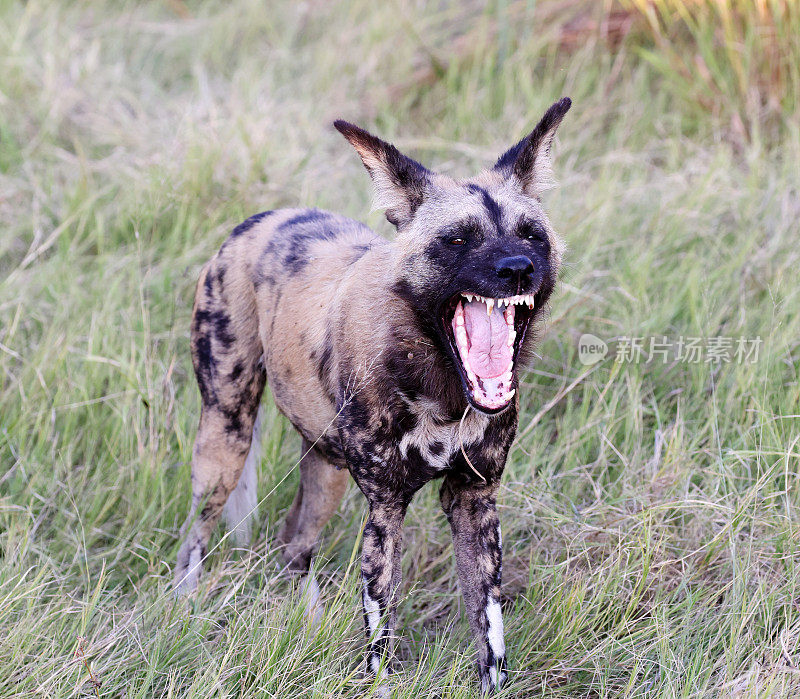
[441,219,480,246]
[519,222,548,244]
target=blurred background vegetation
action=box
[1,1,799,697]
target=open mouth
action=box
[443,293,536,413]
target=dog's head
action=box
[335,98,570,415]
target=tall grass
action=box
[1,0,799,696]
[625,0,800,144]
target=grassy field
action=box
[2,1,800,696]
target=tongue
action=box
[462,301,512,378]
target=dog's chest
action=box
[398,398,490,471]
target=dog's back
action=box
[191,208,385,451]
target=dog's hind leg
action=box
[223,404,264,545]
[174,262,266,595]
[275,467,304,552]
[277,440,349,572]
[174,408,261,594]
[277,440,349,621]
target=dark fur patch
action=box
[229,361,244,382]
[314,434,346,466]
[278,210,339,274]
[350,243,370,261]
[493,140,526,176]
[231,210,274,238]
[200,502,216,521]
[278,209,329,232]
[493,97,571,187]
[203,270,216,296]
[466,184,503,233]
[192,329,217,405]
[195,307,235,349]
[316,336,333,386]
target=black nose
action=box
[495,255,534,279]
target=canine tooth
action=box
[466,294,473,302]
[507,329,516,346]
[486,298,494,315]
[502,388,516,401]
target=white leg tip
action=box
[300,574,323,628]
[174,544,203,596]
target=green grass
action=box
[2,0,800,696]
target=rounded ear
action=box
[493,97,571,197]
[334,120,431,228]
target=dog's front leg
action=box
[361,498,407,682]
[440,477,507,694]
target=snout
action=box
[495,255,534,282]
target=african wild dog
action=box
[175,97,571,693]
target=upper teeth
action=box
[462,293,535,314]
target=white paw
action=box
[480,667,507,695]
[374,681,391,698]
[173,545,203,596]
[300,574,323,628]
